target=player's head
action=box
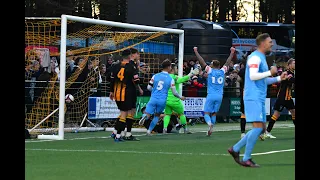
[211,60,220,69]
[129,48,140,61]
[121,49,132,60]
[256,33,273,54]
[170,63,178,74]
[161,59,172,72]
[287,58,295,70]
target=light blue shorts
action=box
[204,94,223,114]
[244,100,266,123]
[145,98,166,115]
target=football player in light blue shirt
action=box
[193,46,235,136]
[228,33,288,167]
[139,59,186,135]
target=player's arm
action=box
[193,47,207,69]
[247,56,278,81]
[266,71,287,84]
[266,77,281,85]
[176,75,191,84]
[176,68,200,84]
[193,47,214,75]
[170,79,185,100]
[222,47,236,67]
[221,47,236,74]
[131,65,143,94]
[147,75,155,91]
[132,67,140,85]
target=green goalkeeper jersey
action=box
[167,74,190,101]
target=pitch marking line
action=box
[25,133,162,143]
[25,126,294,143]
[25,130,212,143]
[25,148,294,156]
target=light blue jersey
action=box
[150,72,174,99]
[244,50,269,123]
[203,65,228,113]
[145,71,175,114]
[206,66,227,95]
[244,51,269,103]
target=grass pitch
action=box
[25,122,295,180]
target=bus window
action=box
[227,22,295,51]
[266,27,292,48]
[231,26,263,38]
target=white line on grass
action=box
[25,125,294,143]
[25,148,295,156]
[25,133,146,143]
[250,149,295,155]
[25,139,56,143]
[25,130,207,143]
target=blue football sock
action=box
[204,114,212,125]
[148,116,159,132]
[232,130,252,152]
[243,127,263,161]
[211,115,216,125]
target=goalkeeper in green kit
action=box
[163,63,200,133]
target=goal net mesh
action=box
[25,18,177,135]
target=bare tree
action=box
[231,0,238,21]
[283,0,294,23]
[218,0,228,21]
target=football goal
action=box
[25,15,184,140]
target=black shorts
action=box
[115,91,135,111]
[240,95,244,114]
[273,98,295,112]
[132,89,137,109]
[116,101,132,111]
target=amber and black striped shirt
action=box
[277,69,295,100]
[110,61,139,101]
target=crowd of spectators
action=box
[25,48,291,100]
[25,47,293,123]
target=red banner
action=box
[25,45,59,54]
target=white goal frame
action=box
[38,14,185,140]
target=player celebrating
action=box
[193,46,235,136]
[261,58,295,139]
[109,49,140,142]
[139,59,186,135]
[227,33,287,167]
[163,63,199,134]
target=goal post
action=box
[35,15,185,140]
